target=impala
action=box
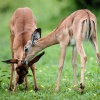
[24,9,100,93]
[2,7,44,92]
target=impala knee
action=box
[97,53,100,65]
[84,56,87,63]
[81,56,87,63]
[81,56,87,68]
[58,61,64,70]
[97,53,100,60]
[59,65,63,71]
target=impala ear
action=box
[28,51,45,66]
[31,28,41,46]
[2,59,19,64]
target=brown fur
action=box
[25,9,100,93]
[9,7,38,92]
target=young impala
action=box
[24,9,100,93]
[2,7,45,92]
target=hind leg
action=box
[90,35,100,66]
[76,39,87,93]
[89,20,100,66]
[72,46,77,86]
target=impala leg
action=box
[72,46,77,86]
[90,35,100,66]
[8,64,14,91]
[13,53,19,92]
[76,40,87,93]
[30,64,38,91]
[13,49,24,92]
[55,43,67,92]
[13,70,19,92]
[90,20,100,66]
[24,75,28,90]
[8,34,14,91]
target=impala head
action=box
[24,28,42,62]
[24,28,41,54]
[2,51,45,84]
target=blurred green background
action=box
[0,0,100,100]
[0,0,100,58]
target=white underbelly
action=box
[68,38,76,46]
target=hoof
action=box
[8,87,12,91]
[24,87,28,91]
[34,87,38,92]
[78,83,85,94]
[78,88,84,94]
[80,83,85,89]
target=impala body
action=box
[3,7,42,92]
[24,9,100,93]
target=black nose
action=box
[17,78,24,84]
[17,80,23,84]
[25,48,28,52]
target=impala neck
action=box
[36,30,58,49]
[26,30,59,62]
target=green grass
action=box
[0,0,100,100]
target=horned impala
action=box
[2,7,44,92]
[24,9,100,93]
